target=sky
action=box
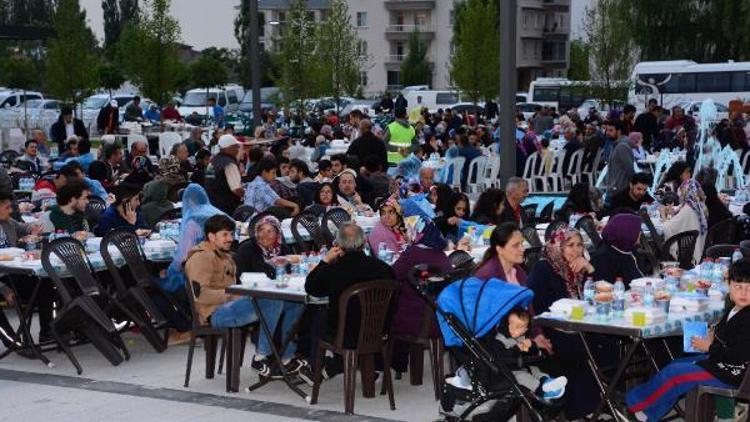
[79,0,591,51]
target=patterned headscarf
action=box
[678,179,708,235]
[254,215,282,260]
[379,195,406,234]
[159,155,184,185]
[542,228,586,299]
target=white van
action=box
[403,90,461,113]
[179,85,245,117]
[0,90,44,108]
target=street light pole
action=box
[249,0,262,130]
[499,0,517,185]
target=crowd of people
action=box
[0,95,749,421]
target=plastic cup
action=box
[571,305,585,320]
[632,311,646,327]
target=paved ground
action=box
[0,321,442,422]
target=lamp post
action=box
[499,0,517,185]
[248,0,262,130]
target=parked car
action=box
[0,90,44,108]
[238,87,281,117]
[403,90,461,114]
[178,85,245,118]
[311,96,355,115]
[340,99,380,118]
[450,102,485,117]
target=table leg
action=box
[248,297,308,401]
[580,332,641,421]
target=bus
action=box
[628,60,750,112]
[527,78,626,112]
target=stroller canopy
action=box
[437,277,534,348]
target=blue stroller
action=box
[411,268,557,421]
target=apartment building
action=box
[258,0,571,96]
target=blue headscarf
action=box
[160,184,229,292]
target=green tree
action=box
[400,29,431,88]
[46,0,100,108]
[3,55,37,134]
[583,0,633,107]
[190,54,229,122]
[102,0,121,53]
[450,0,499,107]
[315,0,363,110]
[118,0,182,107]
[99,62,126,97]
[273,0,319,113]
[567,39,590,81]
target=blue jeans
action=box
[626,355,731,421]
[211,298,305,359]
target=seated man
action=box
[361,155,392,201]
[58,136,80,160]
[32,163,82,203]
[302,223,395,380]
[335,169,373,213]
[244,157,299,217]
[88,142,124,191]
[0,192,52,351]
[17,139,48,174]
[48,181,91,239]
[605,172,654,215]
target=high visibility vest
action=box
[387,121,416,163]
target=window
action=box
[218,94,227,107]
[414,13,427,28]
[695,72,732,93]
[227,91,238,105]
[387,71,401,87]
[732,71,750,91]
[542,41,566,61]
[1,96,16,107]
[449,10,455,26]
[532,87,560,102]
[436,93,459,104]
[360,71,368,87]
[356,12,367,27]
[357,40,368,56]
[661,73,696,93]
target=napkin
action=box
[240,272,269,286]
[624,307,667,325]
[549,299,587,318]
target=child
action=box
[626,258,750,421]
[493,307,568,401]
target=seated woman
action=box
[556,182,597,221]
[469,189,506,225]
[368,197,408,257]
[95,182,150,236]
[335,169,372,214]
[695,167,732,229]
[662,177,708,266]
[140,179,175,229]
[626,259,750,422]
[304,182,339,217]
[527,228,613,419]
[430,183,454,215]
[390,218,452,371]
[657,160,692,199]
[434,192,469,243]
[234,215,307,376]
[590,213,646,288]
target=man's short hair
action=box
[195,149,211,160]
[0,192,13,203]
[59,163,82,179]
[336,223,365,252]
[624,104,637,114]
[331,154,347,166]
[395,107,407,119]
[630,172,652,186]
[363,155,382,173]
[729,258,750,284]
[605,120,625,133]
[204,215,235,237]
[133,95,141,102]
[350,109,363,119]
[256,157,277,174]
[24,139,38,149]
[61,105,73,116]
[56,181,88,206]
[318,159,332,172]
[103,143,122,160]
[505,176,527,192]
[170,142,186,156]
[289,159,310,177]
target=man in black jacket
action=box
[302,223,395,379]
[50,105,89,152]
[346,119,387,172]
[633,101,661,150]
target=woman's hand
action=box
[447,216,460,226]
[135,229,151,237]
[455,237,471,251]
[691,331,714,353]
[533,334,553,354]
[119,202,137,225]
[569,256,594,274]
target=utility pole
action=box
[499,0,517,185]
[249,0,262,129]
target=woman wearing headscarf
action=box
[233,215,307,376]
[527,228,610,419]
[368,196,408,256]
[662,178,708,266]
[140,180,175,229]
[390,217,452,371]
[141,156,186,215]
[590,213,645,288]
[696,167,733,230]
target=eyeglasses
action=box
[730,283,750,294]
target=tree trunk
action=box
[23,90,28,138]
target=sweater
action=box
[606,136,635,195]
[590,243,645,288]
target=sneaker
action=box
[297,361,331,386]
[251,356,282,379]
[541,376,567,400]
[283,358,308,375]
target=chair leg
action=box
[184,333,197,387]
[204,335,217,379]
[382,344,396,411]
[408,343,424,386]
[360,354,376,398]
[343,350,358,415]
[429,338,444,400]
[310,342,325,405]
[52,326,83,375]
[217,335,226,375]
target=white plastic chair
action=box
[483,157,501,189]
[159,132,183,157]
[438,157,465,191]
[547,151,566,193]
[522,151,539,192]
[581,147,602,186]
[566,149,584,187]
[465,156,488,194]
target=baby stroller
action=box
[410,267,557,422]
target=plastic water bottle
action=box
[299,254,309,274]
[569,213,581,229]
[732,248,743,263]
[319,246,328,260]
[378,242,388,263]
[613,277,625,316]
[643,282,655,308]
[666,275,679,296]
[583,277,595,306]
[275,264,285,281]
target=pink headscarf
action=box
[254,215,282,260]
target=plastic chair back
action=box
[100,228,152,292]
[232,205,255,223]
[322,207,352,244]
[333,280,399,354]
[291,211,326,252]
[158,132,182,157]
[42,238,100,304]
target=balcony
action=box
[543,0,570,11]
[542,22,569,35]
[384,0,436,11]
[384,55,433,71]
[385,24,435,41]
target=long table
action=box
[534,304,724,420]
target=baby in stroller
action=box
[434,277,566,421]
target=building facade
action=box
[258,0,570,96]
